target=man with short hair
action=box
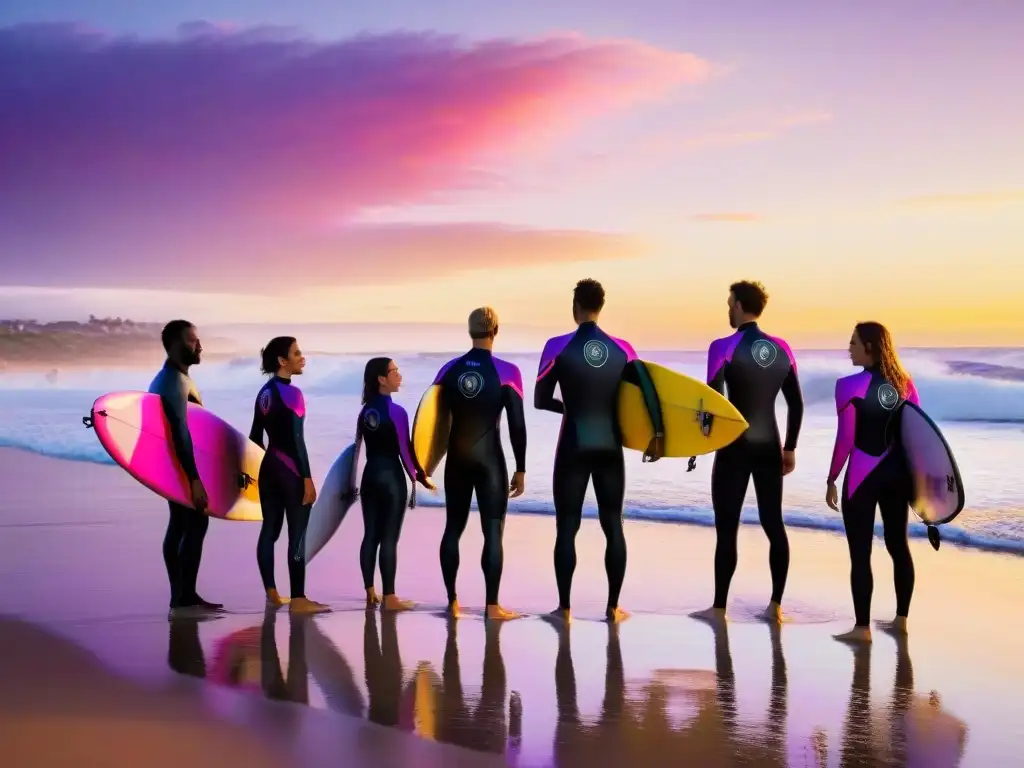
[149,320,222,616]
[535,279,664,623]
[690,280,804,625]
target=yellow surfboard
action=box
[411,385,451,477]
[618,361,748,457]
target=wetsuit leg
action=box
[359,475,382,590]
[749,447,790,604]
[441,460,474,603]
[552,449,591,610]
[590,450,627,610]
[163,502,187,607]
[841,474,878,627]
[879,485,914,619]
[178,504,209,605]
[376,467,408,596]
[710,446,752,609]
[256,471,287,592]
[475,461,510,606]
[283,491,311,599]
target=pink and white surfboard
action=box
[87,391,264,521]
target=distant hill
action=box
[0,316,232,371]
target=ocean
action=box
[2,346,1023,556]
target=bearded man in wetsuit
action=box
[535,279,664,623]
[149,320,223,617]
[689,281,804,625]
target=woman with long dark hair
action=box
[248,336,328,614]
[352,357,433,611]
[827,322,919,643]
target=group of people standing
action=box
[151,278,920,644]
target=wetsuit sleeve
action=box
[780,366,804,452]
[706,340,727,395]
[290,400,312,479]
[534,339,564,414]
[828,383,856,484]
[247,399,265,448]
[389,403,422,483]
[160,376,200,482]
[502,373,528,473]
[905,378,920,406]
[622,360,664,435]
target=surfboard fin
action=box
[237,472,255,490]
[694,399,713,437]
[82,409,106,429]
[927,525,941,551]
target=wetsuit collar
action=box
[467,346,493,357]
[273,374,291,385]
[737,321,759,332]
[577,320,598,330]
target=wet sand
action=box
[1,447,1022,766]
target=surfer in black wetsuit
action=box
[148,320,223,617]
[827,322,919,644]
[689,280,804,626]
[433,307,528,621]
[248,336,329,615]
[354,357,434,611]
[535,279,664,623]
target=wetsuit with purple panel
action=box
[828,369,919,627]
[356,394,424,598]
[248,376,314,598]
[432,347,527,607]
[534,321,663,612]
[705,321,804,610]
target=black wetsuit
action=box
[705,321,804,608]
[248,376,313,599]
[432,348,527,607]
[535,321,663,611]
[149,362,212,609]
[829,369,920,627]
[357,394,423,596]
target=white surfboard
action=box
[304,442,360,563]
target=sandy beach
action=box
[1,446,1022,766]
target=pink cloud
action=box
[690,212,761,222]
[0,22,710,287]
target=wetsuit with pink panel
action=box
[705,321,804,610]
[828,368,920,627]
[534,321,663,613]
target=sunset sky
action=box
[1,1,1022,347]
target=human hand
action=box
[302,478,317,506]
[782,450,796,476]
[509,471,525,498]
[189,477,208,513]
[825,481,839,511]
[643,434,664,463]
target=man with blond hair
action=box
[428,306,527,620]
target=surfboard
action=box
[411,385,451,478]
[891,401,965,526]
[618,362,748,457]
[85,390,264,522]
[304,442,360,563]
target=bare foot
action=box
[760,601,789,624]
[365,588,381,610]
[876,617,908,637]
[689,606,727,626]
[832,626,872,644]
[289,597,331,614]
[446,599,462,618]
[605,606,631,624]
[486,604,522,621]
[381,594,416,612]
[542,608,572,627]
[266,588,290,609]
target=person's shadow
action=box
[549,620,790,767]
[831,636,968,768]
[363,611,520,758]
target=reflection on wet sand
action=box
[827,636,968,768]
[551,620,788,767]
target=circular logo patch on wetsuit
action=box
[258,388,272,415]
[584,339,609,368]
[363,408,381,431]
[877,383,900,410]
[751,339,778,368]
[457,371,484,399]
